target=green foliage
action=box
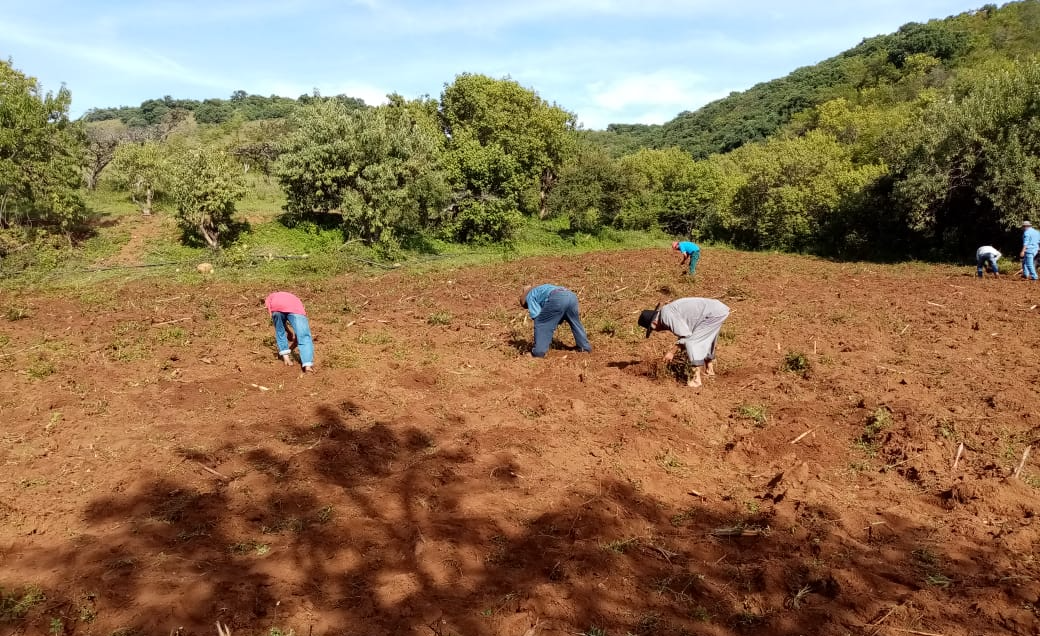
[277,97,449,245]
[0,59,87,235]
[440,73,576,222]
[168,145,247,248]
[440,196,523,244]
[891,57,1040,257]
[738,404,768,428]
[0,584,45,620]
[780,351,811,373]
[108,141,170,215]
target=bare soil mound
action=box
[1,249,1037,636]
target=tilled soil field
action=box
[1,248,1038,636]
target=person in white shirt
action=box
[976,245,1001,278]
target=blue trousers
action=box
[271,312,314,367]
[976,254,999,277]
[532,290,591,357]
[1025,251,1038,280]
[687,251,700,275]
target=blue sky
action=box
[1,0,989,129]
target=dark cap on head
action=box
[638,304,661,338]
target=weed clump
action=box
[0,584,45,620]
[780,351,810,374]
[426,311,453,326]
[856,407,892,456]
[737,404,768,427]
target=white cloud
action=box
[0,22,230,89]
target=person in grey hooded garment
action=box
[638,297,730,388]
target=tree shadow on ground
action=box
[3,400,1038,636]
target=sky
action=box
[0,0,991,130]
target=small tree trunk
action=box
[538,168,555,219]
[143,187,153,216]
[200,221,219,249]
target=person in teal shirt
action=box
[1021,220,1040,280]
[672,241,700,275]
[520,284,592,357]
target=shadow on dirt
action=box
[5,400,1038,636]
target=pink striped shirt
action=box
[265,292,307,315]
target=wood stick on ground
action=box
[1013,445,1032,478]
[926,301,945,308]
[710,526,767,537]
[151,317,191,327]
[687,489,703,497]
[889,629,944,636]
[0,343,46,359]
[868,605,899,632]
[790,429,814,445]
[953,442,965,471]
[194,461,228,480]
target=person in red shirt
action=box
[263,291,314,372]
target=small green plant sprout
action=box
[737,404,768,427]
[426,311,453,326]
[656,449,686,473]
[597,319,618,336]
[925,573,953,588]
[48,617,64,635]
[780,351,810,374]
[856,407,891,456]
[5,307,29,321]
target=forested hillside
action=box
[584,1,1040,159]
[3,0,1040,273]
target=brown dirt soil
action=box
[1,249,1038,636]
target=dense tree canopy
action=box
[0,59,86,237]
[276,97,449,244]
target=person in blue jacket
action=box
[1021,221,1040,280]
[520,284,592,358]
[672,240,700,275]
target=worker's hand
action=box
[663,350,675,362]
[281,354,293,366]
[1021,250,1027,258]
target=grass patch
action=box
[228,540,271,557]
[426,311,453,326]
[0,584,45,620]
[737,404,768,428]
[5,307,29,322]
[27,358,56,380]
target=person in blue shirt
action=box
[520,284,592,358]
[672,240,700,275]
[1021,220,1040,280]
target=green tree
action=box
[891,56,1040,257]
[0,59,86,234]
[276,97,449,244]
[723,130,887,253]
[168,146,246,248]
[109,141,170,215]
[440,73,576,223]
[548,143,634,232]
